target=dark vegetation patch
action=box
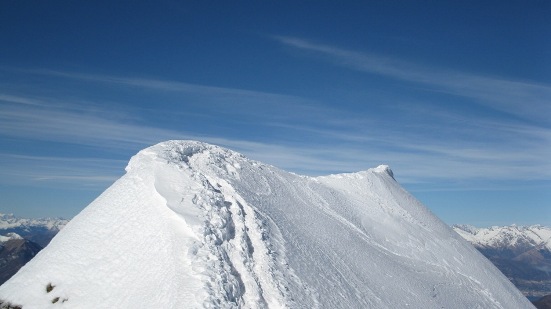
[46,282,54,293]
[0,300,22,309]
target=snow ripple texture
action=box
[0,140,533,308]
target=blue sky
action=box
[0,1,550,226]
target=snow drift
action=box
[0,141,533,308]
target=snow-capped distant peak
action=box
[453,224,480,234]
[453,224,551,251]
[0,232,23,242]
[0,213,69,231]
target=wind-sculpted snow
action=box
[0,141,533,308]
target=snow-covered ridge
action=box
[0,140,533,308]
[453,224,551,251]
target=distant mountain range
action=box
[0,213,68,247]
[453,224,551,301]
[0,213,69,286]
[534,294,551,309]
[0,233,42,285]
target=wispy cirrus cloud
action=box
[0,96,354,175]
[4,67,333,128]
[0,94,47,106]
[13,68,318,110]
[0,103,179,149]
[0,153,125,188]
[274,36,551,123]
[1,67,550,192]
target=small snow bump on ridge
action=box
[374,164,394,179]
[126,140,213,172]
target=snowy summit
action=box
[0,141,532,308]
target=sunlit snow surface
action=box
[0,141,533,308]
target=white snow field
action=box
[0,141,533,308]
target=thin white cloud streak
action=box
[0,102,348,173]
[0,94,46,106]
[274,36,551,123]
[9,68,334,127]
[0,153,125,188]
[264,118,551,183]
[1,94,550,187]
[17,68,318,109]
[225,118,551,184]
[269,111,551,163]
[2,65,550,191]
[0,106,177,149]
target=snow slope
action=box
[0,141,533,308]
